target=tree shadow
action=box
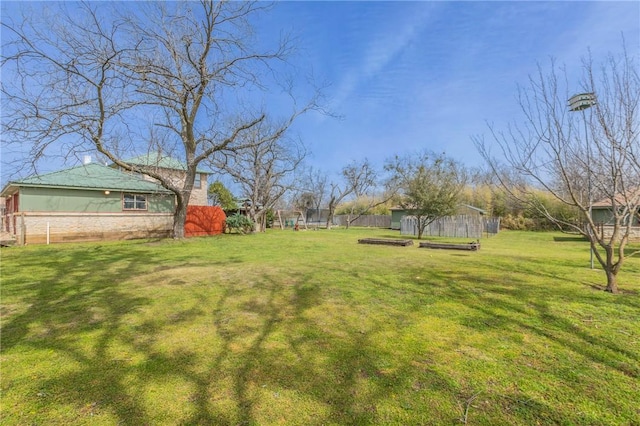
[553,236,586,242]
[418,264,640,379]
[2,245,160,424]
[3,236,638,424]
[2,242,241,424]
[349,258,639,423]
[178,271,441,425]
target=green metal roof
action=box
[124,154,209,174]
[2,163,171,194]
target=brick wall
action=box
[141,169,208,206]
[13,212,173,244]
[190,174,208,206]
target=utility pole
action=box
[568,92,596,269]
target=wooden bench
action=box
[358,238,414,247]
[419,241,480,251]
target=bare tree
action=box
[211,118,307,232]
[325,159,377,229]
[2,3,136,172]
[2,1,316,238]
[293,191,317,213]
[386,151,467,239]
[293,166,328,224]
[474,47,640,293]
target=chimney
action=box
[83,155,92,165]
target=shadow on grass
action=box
[352,258,639,423]
[2,244,456,425]
[2,245,159,424]
[417,264,640,382]
[2,234,639,425]
[553,236,587,242]
[421,264,640,377]
[2,242,248,424]
[179,272,463,425]
[335,265,589,424]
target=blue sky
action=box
[256,1,640,175]
[1,1,639,184]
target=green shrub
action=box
[265,209,275,228]
[501,213,536,230]
[225,213,254,234]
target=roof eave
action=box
[6,182,172,194]
[0,183,19,198]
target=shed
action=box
[390,204,487,230]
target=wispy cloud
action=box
[554,1,639,82]
[331,4,436,109]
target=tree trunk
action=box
[173,197,187,239]
[417,216,424,239]
[326,207,334,229]
[605,269,619,293]
[599,243,619,293]
[172,188,193,239]
[248,207,259,233]
[253,213,263,232]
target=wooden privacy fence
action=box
[185,206,226,237]
[401,215,500,238]
[334,215,391,228]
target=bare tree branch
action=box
[474,44,640,292]
[2,1,322,238]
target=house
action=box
[591,192,640,241]
[591,195,640,225]
[117,154,209,206]
[222,198,268,218]
[1,162,175,244]
[390,204,487,230]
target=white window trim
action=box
[123,193,148,211]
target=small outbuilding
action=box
[591,192,640,241]
[390,204,486,230]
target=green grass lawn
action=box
[1,229,639,425]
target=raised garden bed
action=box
[419,241,480,251]
[358,238,414,247]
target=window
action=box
[123,193,147,210]
[194,173,201,189]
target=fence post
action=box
[19,217,26,245]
